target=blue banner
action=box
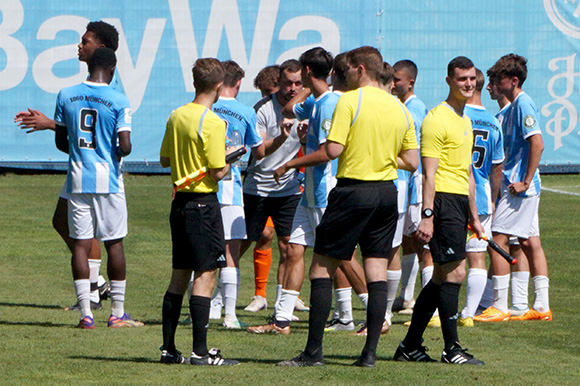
[1,0,579,169]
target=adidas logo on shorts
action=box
[217,255,226,262]
[445,248,455,255]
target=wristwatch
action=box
[422,208,434,218]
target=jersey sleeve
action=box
[492,118,505,164]
[400,105,418,151]
[327,92,355,146]
[255,106,268,135]
[315,101,336,145]
[203,116,227,169]
[293,94,315,121]
[159,113,174,159]
[420,112,446,159]
[116,95,132,133]
[244,111,263,148]
[519,99,541,139]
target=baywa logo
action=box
[545,0,580,39]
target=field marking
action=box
[542,187,580,197]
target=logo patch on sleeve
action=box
[124,108,132,124]
[322,119,332,134]
[523,115,536,129]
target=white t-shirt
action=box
[243,94,301,197]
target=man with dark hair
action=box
[254,65,280,97]
[394,56,484,365]
[391,59,429,317]
[378,62,394,92]
[459,68,504,327]
[206,60,265,328]
[475,54,551,323]
[240,60,305,317]
[248,47,339,335]
[14,20,121,311]
[53,47,140,330]
[159,58,238,366]
[278,45,418,367]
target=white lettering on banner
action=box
[33,16,88,93]
[0,0,28,91]
[104,18,166,112]
[275,16,340,65]
[168,0,200,93]
[541,54,580,150]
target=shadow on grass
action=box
[0,320,71,328]
[0,301,63,310]
[70,355,158,364]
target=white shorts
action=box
[403,203,422,236]
[289,205,325,247]
[492,185,540,239]
[392,212,406,248]
[68,193,128,241]
[508,236,520,246]
[220,204,247,241]
[466,214,492,253]
[397,179,408,214]
[59,181,70,200]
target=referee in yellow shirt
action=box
[159,58,239,366]
[394,56,485,365]
[278,46,418,368]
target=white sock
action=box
[97,275,107,287]
[221,267,239,317]
[492,274,510,313]
[211,275,223,303]
[358,293,369,309]
[421,266,433,288]
[110,280,126,317]
[275,289,299,322]
[479,278,493,310]
[331,289,340,320]
[336,287,353,322]
[88,259,101,303]
[74,279,92,318]
[400,253,419,302]
[532,276,550,312]
[386,270,401,318]
[461,268,487,318]
[274,284,283,309]
[511,271,530,309]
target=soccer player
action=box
[475,54,551,322]
[459,68,504,327]
[243,64,281,312]
[394,56,485,365]
[53,47,142,330]
[247,47,339,335]
[278,46,418,368]
[210,60,265,328]
[391,60,428,316]
[15,21,122,310]
[240,60,304,315]
[159,58,238,366]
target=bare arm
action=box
[15,109,56,133]
[274,143,330,183]
[281,88,311,118]
[325,140,344,160]
[209,164,231,182]
[397,148,419,172]
[250,142,266,160]
[415,157,438,244]
[468,165,484,238]
[263,119,292,156]
[55,124,69,154]
[509,133,543,195]
[490,162,503,212]
[117,131,132,158]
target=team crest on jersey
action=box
[524,115,536,129]
[124,108,132,124]
[322,119,332,134]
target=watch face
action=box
[423,208,433,218]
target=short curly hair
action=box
[86,21,119,52]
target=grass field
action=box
[1,173,579,385]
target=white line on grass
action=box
[542,187,580,197]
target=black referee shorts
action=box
[170,192,226,272]
[314,179,398,260]
[428,192,469,264]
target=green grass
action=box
[1,173,580,385]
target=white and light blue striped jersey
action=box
[213,97,263,206]
[495,103,510,126]
[404,95,427,205]
[465,104,504,215]
[300,91,339,208]
[293,94,315,121]
[501,92,541,197]
[54,81,131,194]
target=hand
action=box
[14,108,53,133]
[415,218,433,244]
[273,163,288,185]
[508,181,529,195]
[469,219,485,240]
[297,120,308,143]
[279,118,294,140]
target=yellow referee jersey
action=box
[420,102,473,195]
[160,102,226,193]
[327,87,417,181]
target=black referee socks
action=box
[189,295,211,357]
[162,291,184,354]
[305,278,333,361]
